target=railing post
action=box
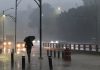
[96,45,98,53]
[89,45,92,53]
[57,43,60,58]
[69,44,71,50]
[62,44,64,58]
[49,43,52,56]
[78,44,80,51]
[48,43,49,47]
[42,43,45,47]
[74,44,75,51]
[83,44,86,52]
[53,43,56,58]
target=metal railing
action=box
[43,43,100,55]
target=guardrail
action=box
[43,43,100,55]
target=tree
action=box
[57,5,97,42]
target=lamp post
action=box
[33,0,43,59]
[95,0,98,45]
[14,0,23,53]
[2,11,5,45]
[2,8,14,53]
[2,11,5,53]
[39,0,43,59]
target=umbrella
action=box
[24,36,35,42]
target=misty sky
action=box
[0,0,84,11]
[0,0,84,41]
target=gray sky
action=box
[0,0,83,11]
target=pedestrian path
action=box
[0,48,100,70]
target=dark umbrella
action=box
[24,36,35,42]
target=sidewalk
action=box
[13,54,100,70]
[0,48,100,70]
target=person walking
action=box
[25,40,33,63]
[24,36,35,63]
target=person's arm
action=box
[30,42,33,46]
[25,43,27,48]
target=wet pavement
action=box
[0,47,100,70]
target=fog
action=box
[0,0,83,10]
[0,0,100,44]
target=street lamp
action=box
[1,8,14,53]
[33,0,43,59]
[58,7,61,11]
[3,14,16,54]
[56,7,62,14]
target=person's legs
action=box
[28,53,30,63]
[27,48,32,63]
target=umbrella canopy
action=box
[24,36,35,42]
